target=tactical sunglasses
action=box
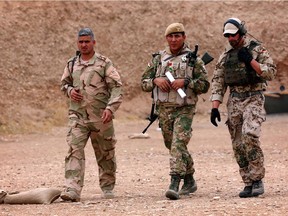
[224,32,239,38]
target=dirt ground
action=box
[0,1,288,215]
[0,113,287,216]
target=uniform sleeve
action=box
[210,52,228,103]
[60,60,74,98]
[188,57,210,94]
[141,55,159,92]
[253,45,277,81]
[104,60,123,114]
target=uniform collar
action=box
[77,52,97,66]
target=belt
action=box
[230,91,262,98]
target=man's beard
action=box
[229,37,242,48]
[229,40,240,48]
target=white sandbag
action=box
[128,133,150,139]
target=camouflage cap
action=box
[165,23,185,36]
[78,27,94,39]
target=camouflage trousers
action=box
[64,114,117,195]
[226,94,266,185]
[158,104,196,177]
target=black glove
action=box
[210,108,221,127]
[238,47,253,64]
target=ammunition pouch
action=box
[224,48,264,86]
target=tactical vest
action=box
[224,41,264,86]
[152,50,198,106]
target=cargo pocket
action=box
[66,114,79,144]
[101,134,116,172]
[102,134,116,153]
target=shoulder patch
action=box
[97,54,107,62]
[248,40,261,51]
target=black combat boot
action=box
[251,180,264,196]
[178,173,197,195]
[239,185,252,198]
[165,175,181,200]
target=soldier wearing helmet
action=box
[210,18,277,198]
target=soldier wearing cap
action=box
[210,18,277,198]
[141,23,210,200]
[60,27,123,201]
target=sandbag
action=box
[1,188,61,204]
[0,190,7,203]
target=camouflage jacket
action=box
[61,52,123,121]
[210,38,277,103]
[141,43,210,106]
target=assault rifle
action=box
[142,94,158,134]
[142,47,214,134]
[142,52,160,134]
[187,45,214,66]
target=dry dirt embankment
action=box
[0,1,287,134]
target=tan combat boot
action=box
[60,188,80,202]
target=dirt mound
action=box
[0,1,287,134]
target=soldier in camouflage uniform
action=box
[210,18,277,198]
[60,28,123,201]
[141,23,210,200]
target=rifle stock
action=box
[201,52,214,65]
